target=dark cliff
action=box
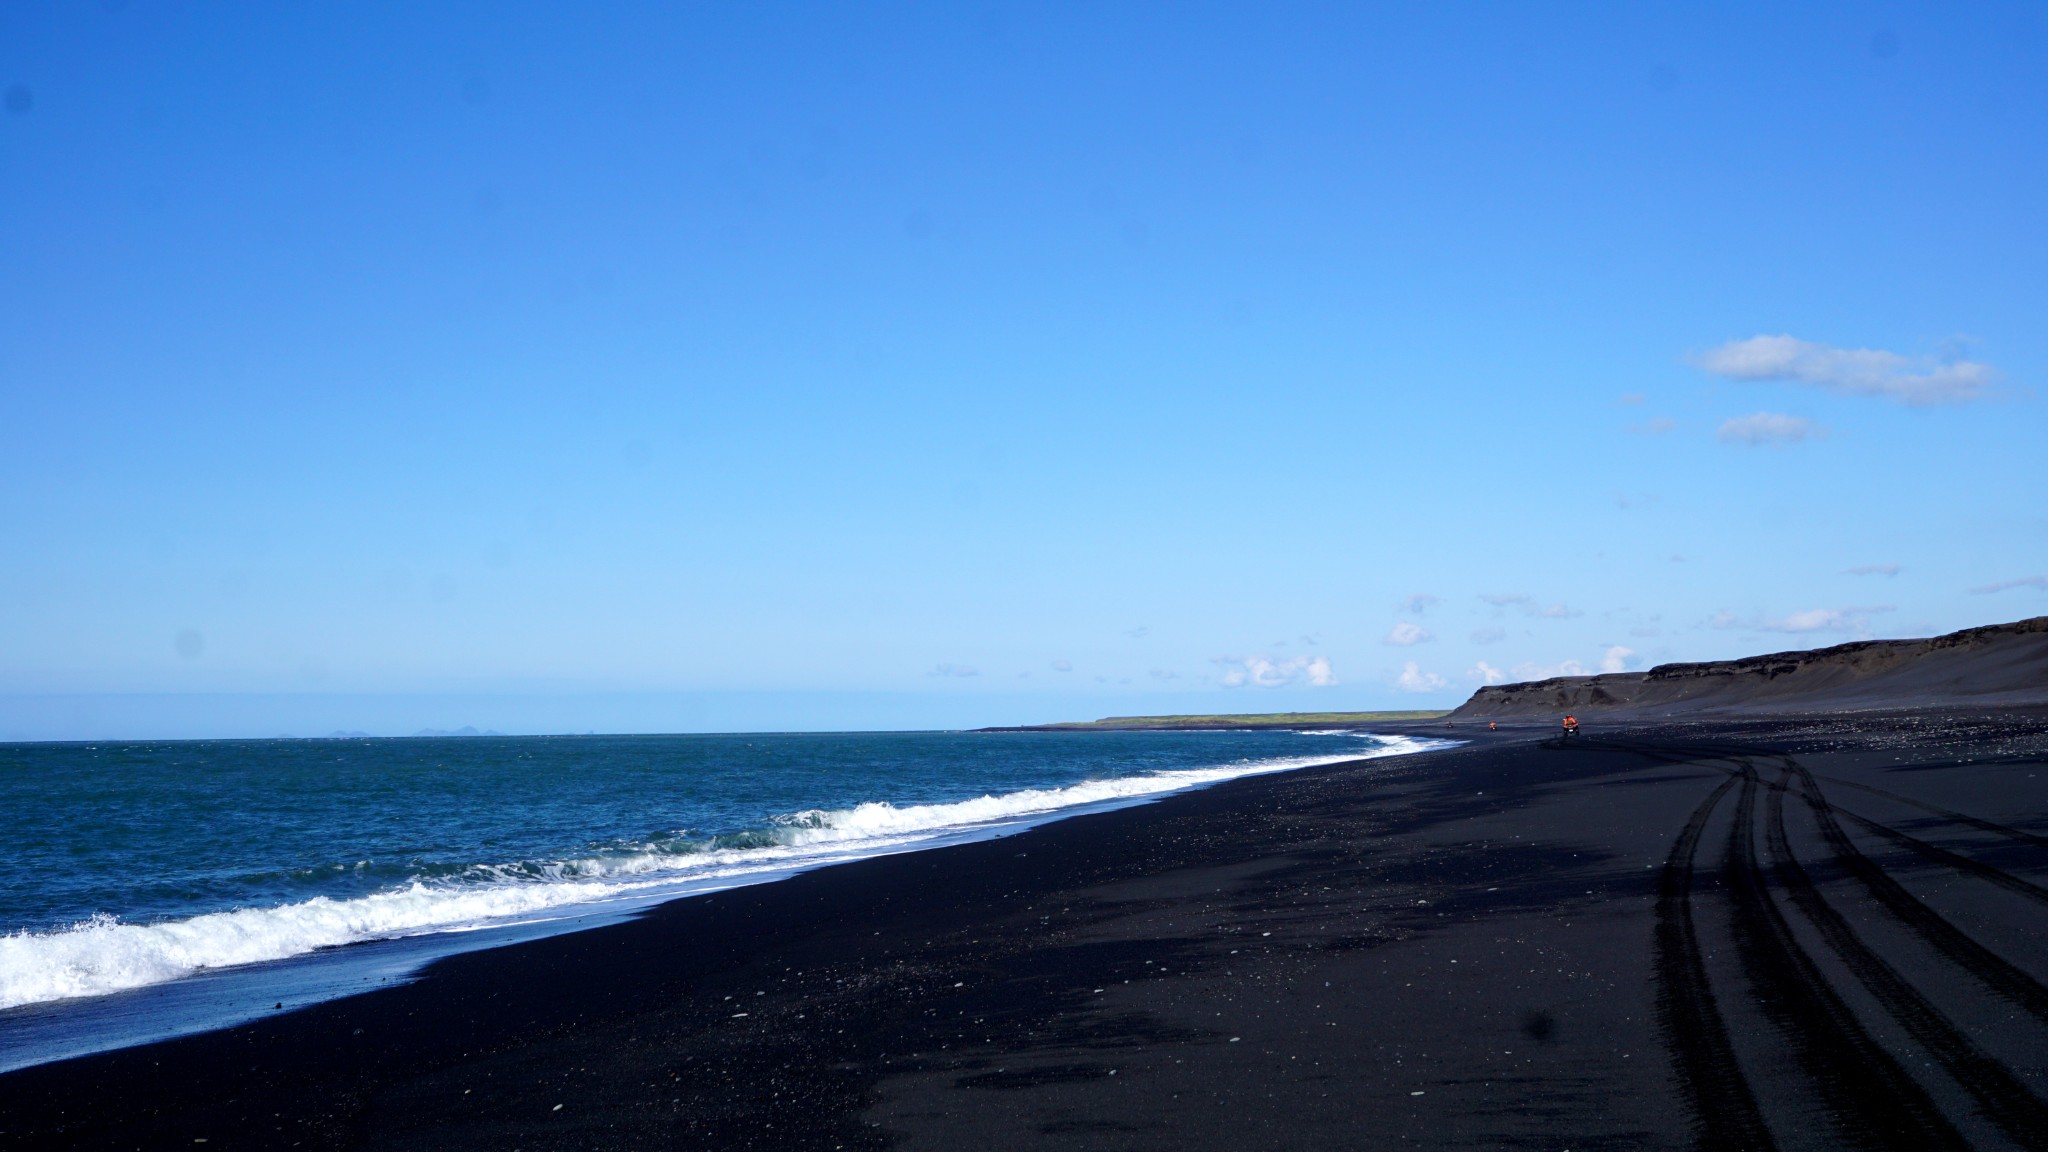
[1448,616,2048,719]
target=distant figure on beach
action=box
[1561,715,1579,740]
[1489,722,1496,730]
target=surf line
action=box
[0,736,1460,1015]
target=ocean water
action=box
[0,728,1449,1068]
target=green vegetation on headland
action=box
[991,710,1450,732]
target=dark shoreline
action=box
[4,710,2046,1150]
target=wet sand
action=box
[4,709,2046,1150]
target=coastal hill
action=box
[1448,615,2048,720]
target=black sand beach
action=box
[4,707,2046,1150]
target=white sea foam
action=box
[0,735,1454,1011]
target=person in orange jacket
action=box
[1561,714,1580,739]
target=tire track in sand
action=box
[1720,759,1968,1151]
[1833,807,2048,909]
[1779,755,2048,1024]
[1818,775,2048,853]
[1763,767,2048,1149]
[1654,770,1774,1152]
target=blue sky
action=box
[2,2,2044,739]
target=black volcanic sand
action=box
[5,711,2047,1151]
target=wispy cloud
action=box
[1394,662,1448,692]
[1695,335,1995,406]
[1399,593,1439,615]
[1846,563,1902,577]
[929,663,980,678]
[1470,661,1507,685]
[1384,622,1432,646]
[1709,606,1894,635]
[1628,417,1676,436]
[1050,659,1073,672]
[1512,659,1590,681]
[1718,411,1824,446]
[1215,655,1337,688]
[1477,593,1577,618]
[1470,627,1506,644]
[1124,625,1151,639]
[1970,575,2048,594]
[1149,668,1180,680]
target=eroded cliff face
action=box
[1448,616,2048,719]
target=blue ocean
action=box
[0,728,1447,1069]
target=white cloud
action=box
[1394,662,1448,692]
[1050,659,1073,672]
[1470,661,1507,685]
[1770,610,1863,632]
[1846,563,1902,577]
[1399,593,1439,615]
[1600,646,1637,674]
[1384,621,1432,646]
[1695,335,1995,406]
[1710,606,1894,635]
[930,663,980,678]
[1215,655,1337,688]
[1970,575,2048,594]
[1718,411,1824,446]
[1512,659,1590,681]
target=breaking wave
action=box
[0,734,1454,1010]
